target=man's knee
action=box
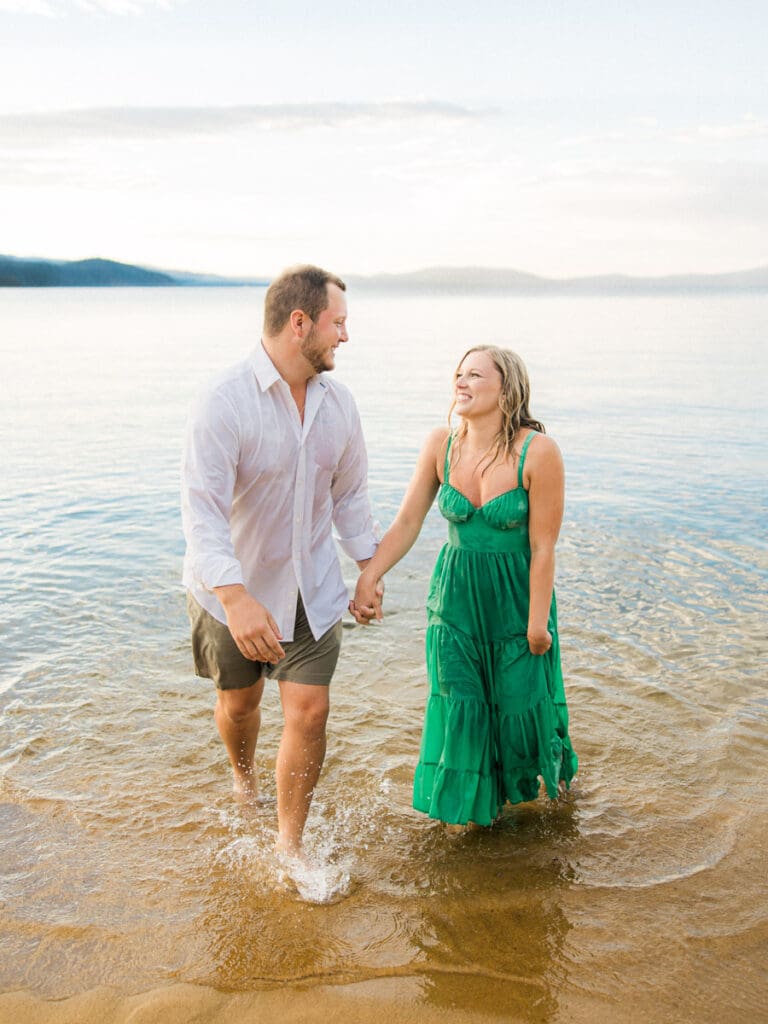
[217,681,264,724]
[281,683,329,736]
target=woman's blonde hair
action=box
[449,345,545,473]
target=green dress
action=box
[413,431,578,825]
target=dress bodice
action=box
[438,432,536,553]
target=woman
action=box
[352,345,577,826]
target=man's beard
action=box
[300,323,333,374]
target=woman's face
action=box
[454,350,503,419]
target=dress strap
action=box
[518,431,537,488]
[444,433,454,483]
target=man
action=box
[181,264,378,857]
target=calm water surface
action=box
[0,288,766,1023]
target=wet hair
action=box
[263,264,346,336]
[449,345,545,473]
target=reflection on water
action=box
[1,289,767,1022]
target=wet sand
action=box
[0,983,672,1024]
[0,984,496,1024]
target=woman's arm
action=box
[525,435,565,654]
[351,427,447,622]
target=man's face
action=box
[300,284,349,374]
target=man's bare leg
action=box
[275,680,329,855]
[214,679,265,801]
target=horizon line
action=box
[3,252,768,283]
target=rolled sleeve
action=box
[190,552,244,592]
[336,526,378,563]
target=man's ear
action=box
[289,308,307,336]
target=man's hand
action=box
[214,585,285,663]
[349,571,384,625]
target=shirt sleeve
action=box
[330,398,379,563]
[181,386,245,591]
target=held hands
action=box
[215,585,285,663]
[349,570,385,625]
[527,626,552,656]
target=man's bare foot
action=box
[232,769,261,804]
[274,836,307,864]
[274,844,351,904]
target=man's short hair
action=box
[263,264,346,336]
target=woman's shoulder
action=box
[418,425,451,458]
[524,430,560,457]
[418,426,451,479]
[522,430,563,482]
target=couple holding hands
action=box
[181,264,577,859]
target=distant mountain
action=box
[168,268,269,287]
[0,255,268,288]
[0,255,179,287]
[2,254,767,293]
[347,265,768,294]
[347,266,548,292]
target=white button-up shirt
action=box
[181,343,378,640]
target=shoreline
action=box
[0,980,677,1024]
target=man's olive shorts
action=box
[187,592,342,690]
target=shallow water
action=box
[0,288,766,1023]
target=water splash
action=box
[275,851,352,905]
[213,831,353,904]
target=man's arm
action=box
[330,399,379,564]
[181,387,244,591]
[181,388,284,662]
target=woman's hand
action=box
[349,571,384,624]
[527,627,552,656]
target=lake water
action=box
[0,287,766,1024]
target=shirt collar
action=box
[250,342,282,392]
[250,342,329,394]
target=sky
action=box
[1,0,767,278]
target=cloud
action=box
[694,115,768,141]
[0,0,186,14]
[0,0,57,13]
[560,113,768,153]
[0,102,488,146]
